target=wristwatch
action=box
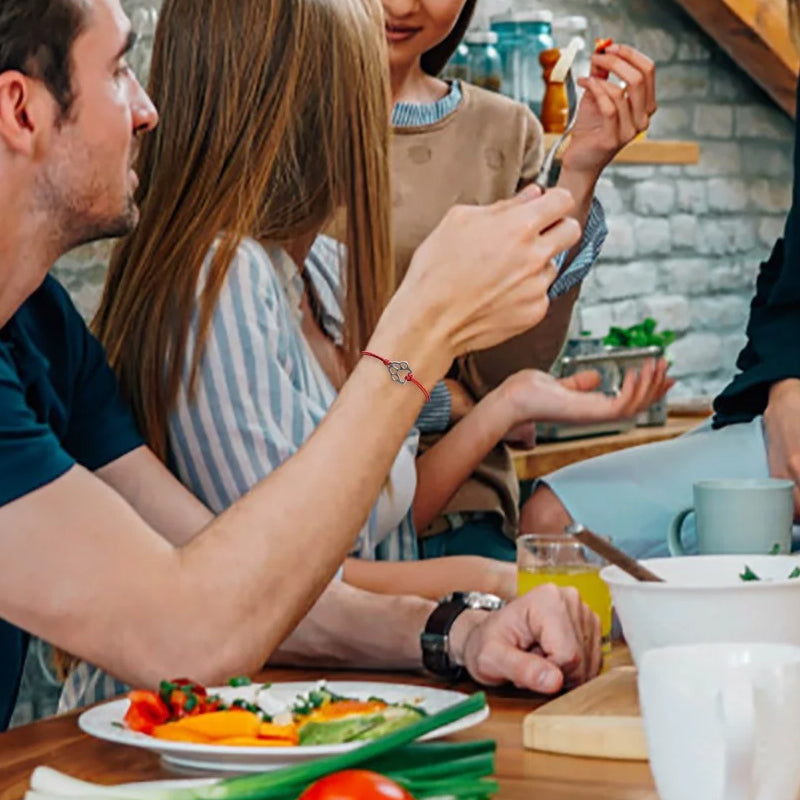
[421,591,505,681]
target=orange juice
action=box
[518,565,612,646]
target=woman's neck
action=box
[390,58,450,105]
[285,230,319,269]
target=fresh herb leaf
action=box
[227,676,252,687]
[740,565,761,581]
[789,567,800,579]
[770,543,782,555]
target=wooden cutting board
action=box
[522,666,648,760]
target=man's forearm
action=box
[270,580,435,671]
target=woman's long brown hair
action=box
[93,0,395,460]
[421,0,478,76]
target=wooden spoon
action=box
[565,522,664,583]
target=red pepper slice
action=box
[124,690,170,734]
[595,37,614,54]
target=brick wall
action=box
[54,0,794,399]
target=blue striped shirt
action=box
[168,236,420,563]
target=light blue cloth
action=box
[540,417,771,559]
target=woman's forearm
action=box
[412,390,512,531]
[341,556,513,601]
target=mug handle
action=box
[719,673,756,800]
[667,508,694,556]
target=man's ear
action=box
[0,71,56,157]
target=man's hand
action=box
[450,584,602,693]
[561,44,657,179]
[498,360,673,437]
[764,379,800,518]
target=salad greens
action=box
[603,317,676,349]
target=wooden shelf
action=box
[543,136,700,165]
[511,413,710,480]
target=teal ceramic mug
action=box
[668,478,794,556]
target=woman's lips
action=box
[385,24,422,43]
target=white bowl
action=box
[601,555,800,666]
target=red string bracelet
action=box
[361,351,431,403]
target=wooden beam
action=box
[668,0,799,117]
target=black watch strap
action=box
[421,596,469,681]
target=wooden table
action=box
[512,414,709,481]
[0,657,658,800]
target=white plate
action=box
[79,681,489,772]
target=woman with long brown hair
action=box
[92,0,654,604]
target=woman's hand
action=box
[561,43,657,179]
[498,359,673,435]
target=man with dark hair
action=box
[0,0,87,114]
[0,0,601,731]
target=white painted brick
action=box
[609,300,643,328]
[706,178,748,212]
[639,295,691,333]
[735,106,793,140]
[633,181,676,216]
[676,181,708,214]
[686,142,742,178]
[650,106,691,138]
[721,332,748,370]
[658,64,709,101]
[594,178,625,215]
[608,165,656,180]
[750,180,792,213]
[633,218,672,255]
[659,259,710,295]
[633,28,677,63]
[677,31,711,62]
[695,219,756,255]
[707,263,748,292]
[601,217,636,260]
[689,296,750,330]
[670,215,698,249]
[740,145,793,178]
[693,105,733,138]
[759,216,786,248]
[668,333,724,377]
[578,305,614,339]
[588,262,658,301]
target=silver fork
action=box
[534,69,580,190]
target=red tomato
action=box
[123,691,170,734]
[299,772,415,800]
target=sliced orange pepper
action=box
[151,723,213,744]
[172,710,261,739]
[258,722,300,745]
[594,37,614,54]
[216,736,295,747]
[303,699,387,724]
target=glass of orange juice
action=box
[517,533,612,653]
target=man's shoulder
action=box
[19,275,87,335]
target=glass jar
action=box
[442,42,471,83]
[552,15,591,80]
[516,10,554,116]
[539,47,569,134]
[464,31,503,93]
[490,13,524,100]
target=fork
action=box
[534,69,580,190]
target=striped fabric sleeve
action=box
[167,240,416,560]
[414,380,451,433]
[549,197,607,298]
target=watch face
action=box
[463,592,504,611]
